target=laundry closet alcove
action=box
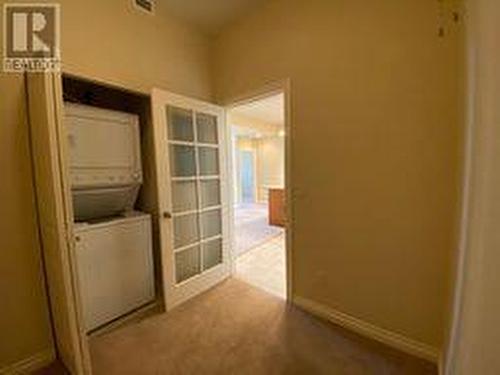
[27,72,231,375]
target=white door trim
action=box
[27,72,92,374]
[223,79,293,301]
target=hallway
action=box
[89,279,436,374]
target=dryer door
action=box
[72,185,140,221]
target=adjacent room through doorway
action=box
[228,93,287,298]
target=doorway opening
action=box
[227,92,287,298]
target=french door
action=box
[152,89,231,310]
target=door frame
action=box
[223,79,293,301]
[27,72,92,374]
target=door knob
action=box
[162,212,172,219]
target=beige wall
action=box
[59,0,212,99]
[0,73,54,367]
[447,0,500,373]
[256,136,284,201]
[234,136,284,203]
[236,138,257,151]
[213,0,463,349]
[229,112,284,203]
[0,0,212,367]
[234,138,257,203]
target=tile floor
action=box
[235,233,286,298]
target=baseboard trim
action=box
[89,300,160,338]
[0,348,55,374]
[293,295,440,363]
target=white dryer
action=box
[64,103,143,221]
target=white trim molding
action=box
[223,78,293,301]
[293,295,440,364]
[0,349,55,374]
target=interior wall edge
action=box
[442,0,479,374]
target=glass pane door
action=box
[167,105,223,284]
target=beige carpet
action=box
[89,278,436,375]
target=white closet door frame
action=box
[27,72,92,374]
[151,88,232,310]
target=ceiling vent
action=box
[133,0,154,15]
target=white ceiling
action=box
[162,0,267,35]
[231,93,284,126]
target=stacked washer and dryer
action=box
[65,103,155,332]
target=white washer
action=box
[74,212,155,331]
